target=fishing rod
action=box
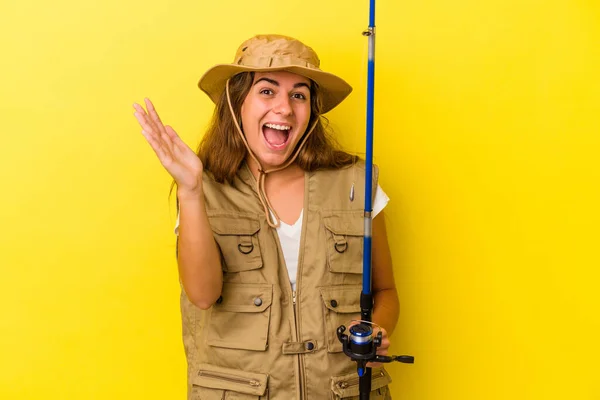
[337,1,414,398]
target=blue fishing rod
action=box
[337,1,414,398]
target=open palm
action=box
[133,98,203,194]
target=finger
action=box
[134,101,158,131]
[133,110,153,131]
[171,140,187,160]
[377,341,390,355]
[137,104,163,137]
[135,111,175,152]
[133,103,146,114]
[379,337,390,348]
[142,129,171,164]
[134,112,162,143]
[376,347,389,356]
[141,129,162,154]
[165,125,188,150]
[144,134,188,183]
[144,98,168,136]
[145,98,175,153]
[376,341,389,353]
[133,103,158,132]
[134,100,165,144]
[144,98,164,125]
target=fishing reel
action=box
[337,322,414,378]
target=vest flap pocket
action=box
[331,368,392,399]
[210,216,260,235]
[322,213,363,274]
[194,363,268,396]
[319,286,361,314]
[207,283,273,351]
[323,214,364,236]
[319,285,362,353]
[216,282,273,313]
[209,215,263,273]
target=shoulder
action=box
[313,160,379,186]
[309,161,380,211]
[200,169,261,215]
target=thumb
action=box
[165,125,191,152]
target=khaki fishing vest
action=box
[180,161,393,399]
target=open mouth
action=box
[262,123,291,149]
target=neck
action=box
[246,157,304,180]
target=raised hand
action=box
[133,98,203,197]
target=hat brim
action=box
[198,64,352,114]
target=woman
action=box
[133,34,400,399]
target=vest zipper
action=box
[294,171,309,400]
[291,288,306,400]
[197,370,261,388]
[335,370,385,390]
[247,165,307,400]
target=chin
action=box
[259,154,288,169]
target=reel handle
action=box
[337,323,415,374]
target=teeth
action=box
[265,123,291,131]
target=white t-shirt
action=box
[174,185,390,290]
[272,185,389,290]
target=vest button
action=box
[305,341,315,351]
[330,299,338,308]
[253,297,263,306]
[216,296,223,304]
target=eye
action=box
[292,92,307,100]
[259,88,274,96]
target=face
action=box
[240,71,312,170]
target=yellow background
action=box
[1,0,599,398]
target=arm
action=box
[350,210,398,367]
[371,210,400,336]
[133,98,222,310]
[176,190,223,309]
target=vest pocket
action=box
[330,368,392,399]
[319,285,362,353]
[210,215,263,273]
[192,363,269,399]
[207,283,273,351]
[323,214,363,274]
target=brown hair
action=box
[196,72,356,183]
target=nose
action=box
[273,94,293,116]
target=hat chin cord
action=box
[225,78,319,228]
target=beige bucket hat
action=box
[198,34,353,113]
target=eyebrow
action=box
[254,77,310,90]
